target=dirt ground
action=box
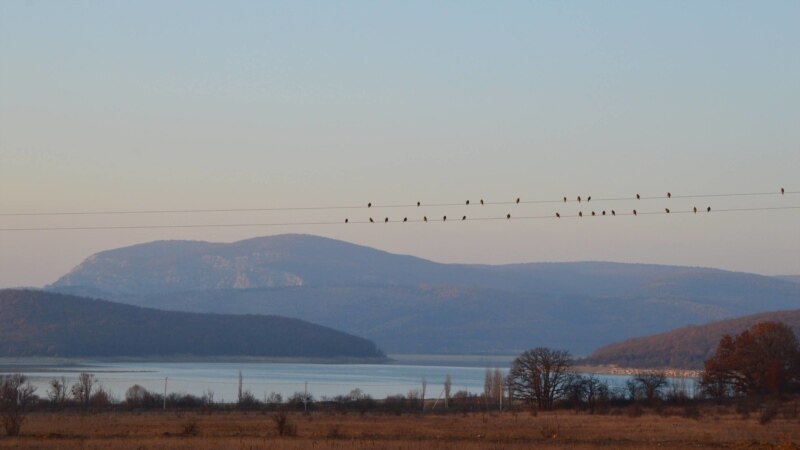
[1,406,799,449]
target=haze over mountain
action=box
[583,309,800,369]
[0,289,384,359]
[48,234,800,355]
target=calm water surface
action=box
[9,360,687,403]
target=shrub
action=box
[271,410,296,436]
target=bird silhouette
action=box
[781,187,785,195]
[556,212,560,218]
[480,199,485,205]
[403,217,408,222]
[368,202,372,208]
[633,209,637,216]
[462,215,467,220]
[516,197,520,204]
[665,208,670,213]
[587,196,591,202]
[424,216,428,222]
[591,211,596,216]
[443,216,447,221]
[579,211,583,217]
[602,211,606,216]
[506,213,511,219]
[577,196,581,203]
[385,217,389,223]
[693,207,698,213]
[636,193,640,200]
[707,207,711,213]
[369,217,374,223]
[667,192,672,199]
[417,201,421,207]
[345,218,349,223]
[466,200,470,205]
[611,210,616,216]
[563,197,567,203]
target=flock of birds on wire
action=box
[347,188,789,224]
[0,187,794,232]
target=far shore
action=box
[1,355,700,378]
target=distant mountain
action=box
[47,234,800,355]
[582,309,800,369]
[0,289,384,359]
[776,275,800,284]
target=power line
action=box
[1,189,795,217]
[2,205,798,232]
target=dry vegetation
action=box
[1,405,799,450]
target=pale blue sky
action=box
[1,0,799,287]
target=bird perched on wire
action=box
[368,202,372,208]
[345,218,349,223]
[417,201,421,207]
[579,211,583,217]
[462,215,467,221]
[587,196,591,202]
[781,187,785,195]
[591,211,596,216]
[516,197,520,204]
[665,208,670,214]
[506,213,511,219]
[480,199,485,205]
[443,216,447,221]
[636,193,640,200]
[403,217,408,222]
[611,210,616,216]
[369,217,374,223]
[466,200,470,205]
[602,211,606,216]
[633,209,637,216]
[563,197,567,203]
[667,192,672,199]
[424,216,428,222]
[577,196,581,203]
[693,207,698,213]
[707,207,711,213]
[556,212,560,218]
[385,217,389,223]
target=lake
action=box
[1,357,694,403]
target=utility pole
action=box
[163,377,168,410]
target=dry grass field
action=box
[1,406,799,450]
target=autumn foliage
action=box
[701,321,800,397]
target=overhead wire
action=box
[0,189,796,217]
[1,205,798,232]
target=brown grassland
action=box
[2,405,800,450]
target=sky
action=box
[1,0,799,288]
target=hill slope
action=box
[0,289,384,359]
[583,309,800,369]
[47,234,800,355]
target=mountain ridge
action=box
[47,234,800,355]
[0,289,385,359]
[582,309,800,369]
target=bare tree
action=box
[237,370,243,404]
[0,374,37,436]
[47,377,68,408]
[633,370,668,403]
[492,368,504,411]
[507,347,573,410]
[483,368,493,410]
[443,373,452,409]
[71,372,95,409]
